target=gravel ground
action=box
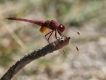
[0,0,106,80]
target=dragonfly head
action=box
[58,24,65,32]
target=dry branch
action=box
[0,37,70,80]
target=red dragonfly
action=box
[7,17,80,52]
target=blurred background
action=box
[0,0,106,80]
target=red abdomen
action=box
[7,17,44,26]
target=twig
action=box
[0,37,70,80]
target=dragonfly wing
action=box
[40,26,48,33]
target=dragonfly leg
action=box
[58,31,67,38]
[45,30,54,43]
[54,30,58,39]
[54,30,66,57]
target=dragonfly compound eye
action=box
[58,24,65,32]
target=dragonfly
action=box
[7,17,80,53]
